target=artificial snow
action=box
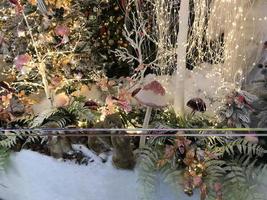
[2,146,267,200]
[0,146,198,200]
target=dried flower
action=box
[97,77,115,91]
[193,176,202,187]
[174,136,191,154]
[9,0,23,13]
[55,25,70,36]
[51,75,63,88]
[103,96,117,115]
[164,144,176,159]
[244,132,259,144]
[14,54,31,71]
[55,25,70,47]
[116,99,132,112]
[118,88,131,101]
[157,144,176,168]
[1,93,13,108]
[214,182,222,192]
[0,109,12,122]
[54,93,70,107]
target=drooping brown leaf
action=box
[0,108,12,122]
[157,159,168,168]
[174,136,192,154]
[214,182,223,200]
[183,148,195,166]
[200,183,207,200]
[183,171,193,196]
[120,0,128,11]
[163,144,176,159]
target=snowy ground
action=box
[0,146,197,200]
[1,146,267,200]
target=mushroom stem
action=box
[140,106,152,147]
[174,0,190,117]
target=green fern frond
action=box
[210,138,264,157]
[161,165,182,188]
[0,131,18,148]
[137,146,183,200]
[0,148,9,171]
[67,100,95,121]
[0,130,40,150]
[221,154,266,200]
[137,147,161,200]
[10,115,34,127]
[30,108,58,128]
[137,147,160,169]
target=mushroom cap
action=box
[84,100,99,110]
[9,0,19,5]
[186,98,206,112]
[133,80,168,108]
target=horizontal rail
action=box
[0,128,267,132]
[1,134,267,137]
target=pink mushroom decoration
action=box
[55,25,70,47]
[132,80,168,147]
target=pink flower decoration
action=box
[55,25,70,47]
[55,25,70,37]
[118,88,131,101]
[14,54,31,70]
[116,99,132,112]
[193,176,202,187]
[51,76,62,87]
[245,132,258,144]
[104,96,116,115]
[214,182,222,192]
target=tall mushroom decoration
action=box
[132,80,168,147]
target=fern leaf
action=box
[30,108,58,128]
[0,148,9,171]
